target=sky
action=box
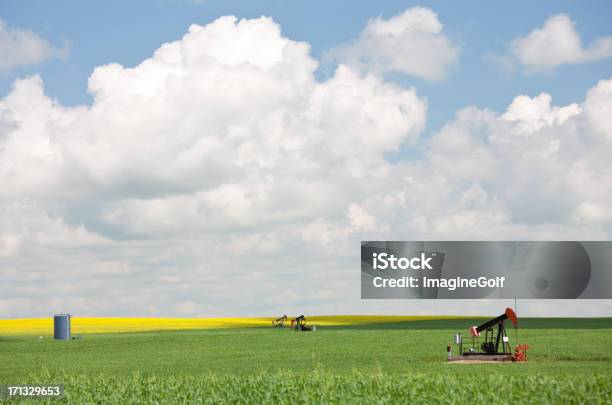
[0,1,611,318]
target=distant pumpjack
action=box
[272,315,288,327]
[291,315,311,332]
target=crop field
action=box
[0,315,458,335]
[0,317,611,403]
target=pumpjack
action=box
[447,307,528,362]
[291,315,312,331]
[272,315,288,327]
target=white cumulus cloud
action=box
[0,15,429,317]
[327,7,459,81]
[0,19,68,71]
[509,14,612,70]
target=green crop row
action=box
[22,371,612,404]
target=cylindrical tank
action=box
[54,314,71,340]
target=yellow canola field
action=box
[0,315,460,336]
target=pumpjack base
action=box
[448,354,514,363]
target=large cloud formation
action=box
[0,13,611,317]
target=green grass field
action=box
[1,318,611,403]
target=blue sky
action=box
[1,1,611,317]
[2,0,611,134]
